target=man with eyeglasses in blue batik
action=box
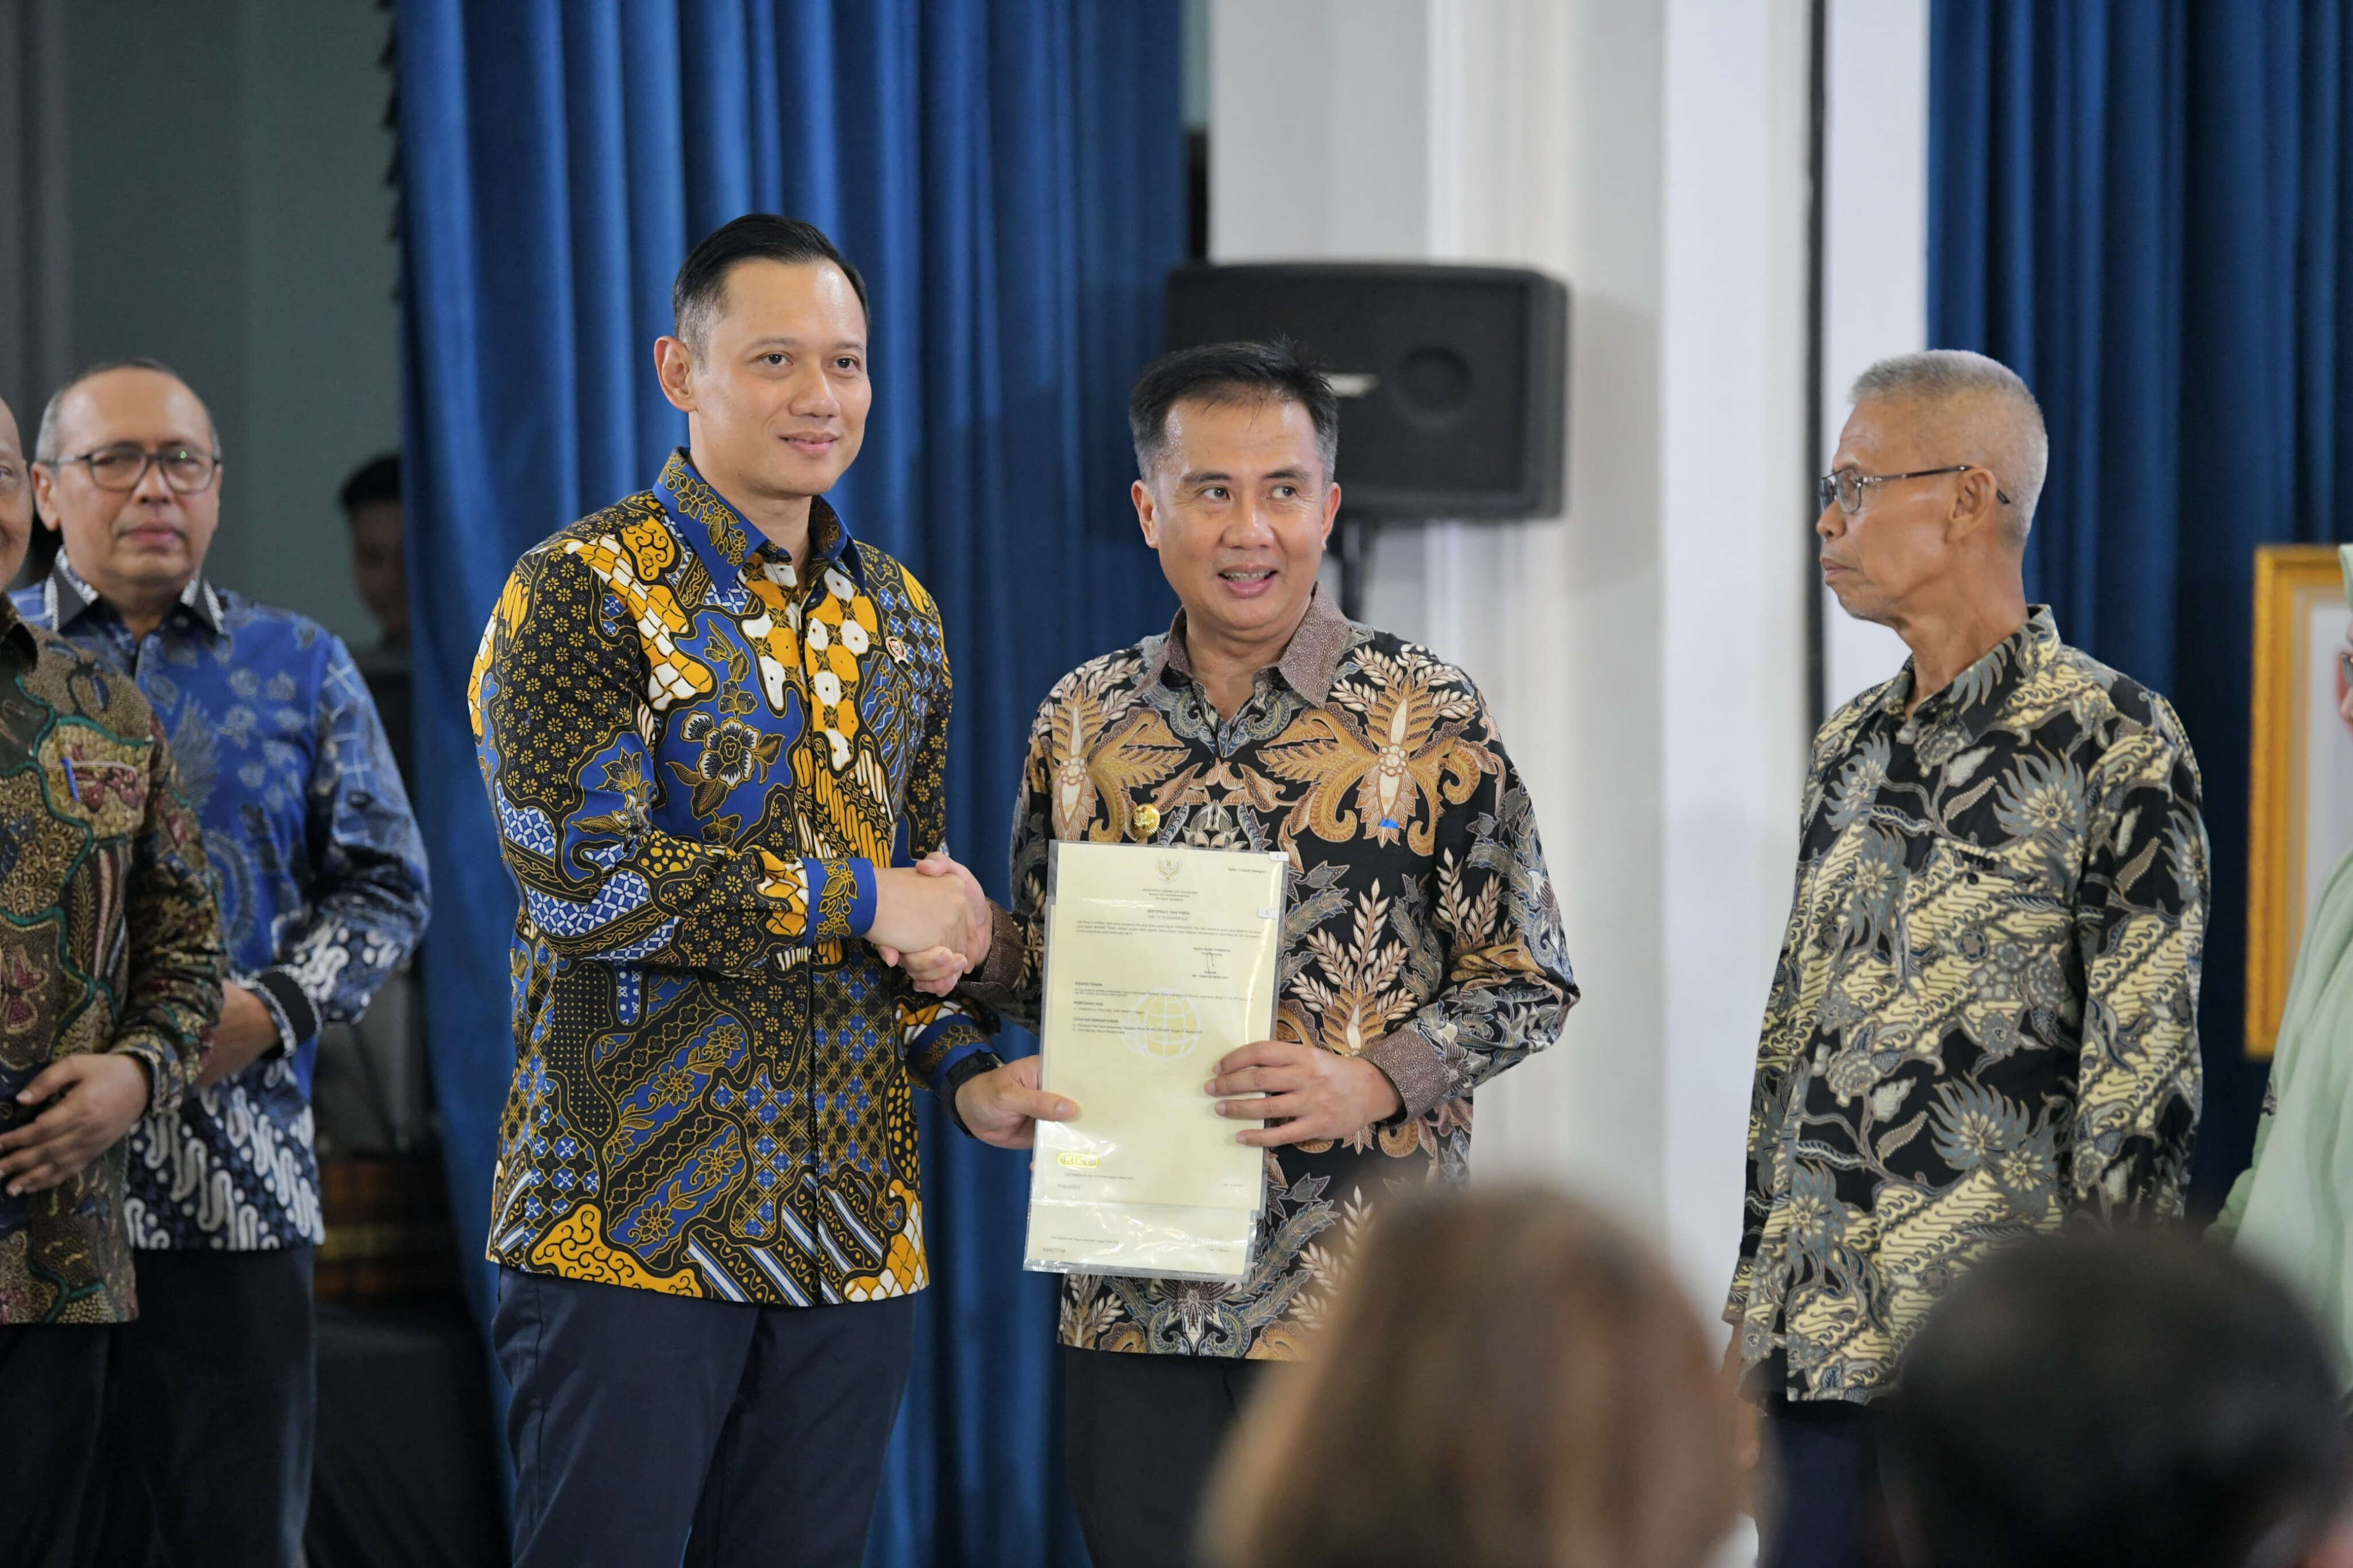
[23,359,430,1568]
[1725,350,2208,1568]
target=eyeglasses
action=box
[47,443,221,495]
[1816,465,2012,515]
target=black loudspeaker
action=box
[1162,261,1569,519]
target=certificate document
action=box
[1024,841,1286,1281]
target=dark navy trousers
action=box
[100,1245,317,1568]
[1063,1345,1280,1568]
[494,1266,915,1568]
[0,1324,110,1567]
[1761,1396,1895,1568]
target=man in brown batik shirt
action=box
[0,392,223,1568]
[924,341,1579,1568]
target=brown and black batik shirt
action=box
[1728,607,2207,1401]
[963,587,1576,1359]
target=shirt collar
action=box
[1147,582,1353,706]
[0,594,38,666]
[1880,604,2060,745]
[655,448,862,587]
[49,555,223,637]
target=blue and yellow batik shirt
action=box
[470,450,994,1306]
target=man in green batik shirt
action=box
[1731,351,2208,1568]
[0,392,223,1568]
[2216,621,2353,1401]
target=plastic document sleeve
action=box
[1023,840,1287,1282]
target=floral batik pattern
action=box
[963,587,1576,1360]
[0,603,221,1322]
[18,563,429,1252]
[470,449,992,1307]
[1726,606,2208,1402]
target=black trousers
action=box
[1063,1345,1278,1568]
[100,1245,317,1568]
[0,1324,111,1568]
[1761,1396,1894,1568]
[495,1265,916,1568]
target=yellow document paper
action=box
[1025,842,1284,1281]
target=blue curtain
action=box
[1928,0,2353,1210]
[395,3,1182,1560]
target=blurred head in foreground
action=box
[1884,1231,2353,1568]
[1200,1186,1739,1568]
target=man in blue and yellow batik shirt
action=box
[23,359,431,1568]
[470,216,1045,1568]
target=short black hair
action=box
[338,452,400,515]
[671,214,869,360]
[1128,339,1339,482]
[1884,1231,2350,1568]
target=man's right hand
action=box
[870,864,981,967]
[197,982,280,1091]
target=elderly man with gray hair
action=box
[1725,350,2210,1568]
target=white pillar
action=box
[1209,0,1813,1305]
[1657,0,1812,1298]
[1819,0,1930,709]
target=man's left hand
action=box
[197,983,280,1091]
[1207,1040,1403,1148]
[0,1053,153,1195]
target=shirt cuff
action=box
[1363,1030,1453,1122]
[245,968,315,1054]
[960,903,1027,1003]
[912,1014,994,1094]
[109,1033,186,1118]
[938,1047,1005,1139]
[808,858,880,943]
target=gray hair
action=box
[1850,349,2047,540]
[34,356,214,462]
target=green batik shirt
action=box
[0,600,223,1324]
[470,450,996,1308]
[1728,607,2208,1401]
[962,588,1577,1359]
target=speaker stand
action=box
[1336,511,1378,621]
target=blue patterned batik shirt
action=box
[468,450,996,1307]
[17,562,431,1250]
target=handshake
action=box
[869,850,993,997]
[869,851,1077,1150]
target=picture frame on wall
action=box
[2246,543,2353,1059]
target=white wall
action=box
[1819,0,1930,709]
[1,0,396,646]
[234,0,402,644]
[1210,0,1812,1308]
